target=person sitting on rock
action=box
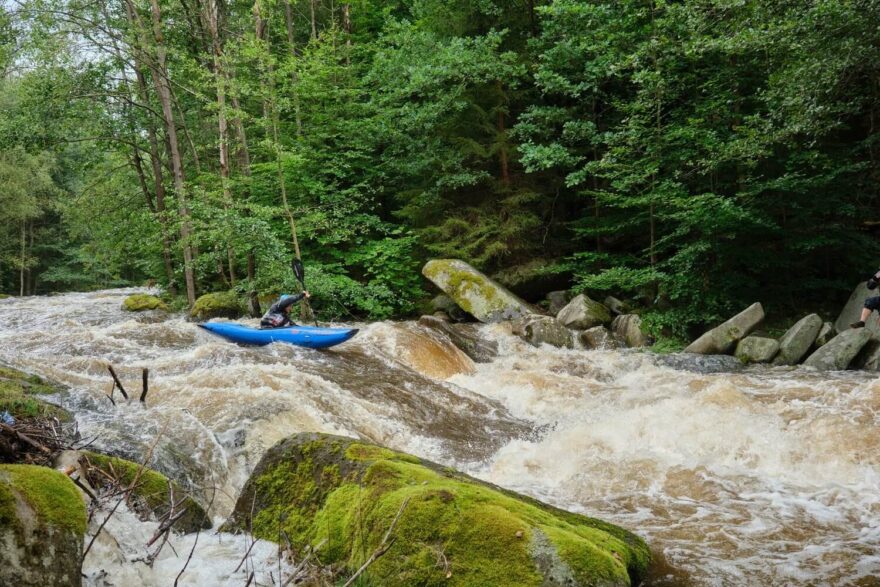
[260,292,310,328]
[850,271,880,328]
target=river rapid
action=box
[1,289,879,585]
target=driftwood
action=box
[107,365,129,400]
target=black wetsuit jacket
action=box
[260,293,305,328]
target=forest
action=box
[1,0,878,338]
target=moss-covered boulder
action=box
[0,366,71,422]
[684,303,764,355]
[734,336,779,364]
[81,451,210,533]
[423,259,534,323]
[0,464,87,586]
[122,293,168,312]
[190,290,245,321]
[556,294,612,330]
[223,433,650,587]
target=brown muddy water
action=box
[1,289,878,586]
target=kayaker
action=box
[260,291,310,328]
[850,271,880,328]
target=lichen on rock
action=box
[223,433,650,587]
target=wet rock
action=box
[834,282,880,335]
[432,311,451,322]
[418,316,499,362]
[772,314,823,365]
[611,314,650,348]
[80,451,211,534]
[735,336,779,364]
[223,433,650,587]
[430,294,469,322]
[652,353,745,374]
[519,316,574,348]
[190,290,245,321]
[604,296,630,316]
[815,322,834,347]
[803,328,871,371]
[684,303,764,355]
[556,294,611,330]
[422,259,534,323]
[0,464,87,587]
[546,291,572,315]
[853,339,880,370]
[579,326,620,350]
[121,294,168,312]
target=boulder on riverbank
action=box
[803,328,871,371]
[422,259,534,323]
[518,315,575,348]
[223,433,651,587]
[546,291,572,315]
[684,303,764,355]
[122,294,168,312]
[0,464,87,586]
[815,322,834,347]
[834,282,880,335]
[735,336,779,364]
[772,314,823,365]
[611,314,650,348]
[556,294,611,330]
[0,366,71,424]
[579,326,620,350]
[78,451,211,534]
[190,291,244,321]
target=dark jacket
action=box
[260,293,305,328]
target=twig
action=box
[234,536,259,573]
[174,487,215,586]
[0,423,52,454]
[71,475,98,502]
[106,380,116,406]
[282,538,327,587]
[341,497,410,587]
[82,493,125,560]
[140,368,149,403]
[107,365,129,400]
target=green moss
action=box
[122,294,168,312]
[190,290,244,321]
[0,367,69,421]
[231,435,649,586]
[83,452,210,532]
[0,478,17,530]
[0,294,9,300]
[0,465,87,535]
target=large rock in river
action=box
[834,282,880,335]
[418,315,498,362]
[611,314,650,348]
[772,314,823,365]
[815,322,834,347]
[519,316,575,348]
[556,294,611,330]
[190,290,245,321]
[734,336,779,364]
[0,464,87,586]
[223,433,651,587]
[803,328,871,371]
[684,303,764,355]
[122,293,168,312]
[422,259,534,323]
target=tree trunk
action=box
[149,0,197,306]
[230,93,260,316]
[310,0,317,40]
[496,80,510,187]
[283,0,303,136]
[19,220,25,297]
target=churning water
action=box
[1,289,879,585]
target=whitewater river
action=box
[1,289,879,585]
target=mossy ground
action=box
[0,366,69,421]
[122,294,168,312]
[190,290,244,320]
[0,464,87,535]
[229,434,649,587]
[82,451,210,532]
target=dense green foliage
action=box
[0,0,878,332]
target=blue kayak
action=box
[198,322,358,349]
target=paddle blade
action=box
[291,258,305,284]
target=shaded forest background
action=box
[1,0,878,337]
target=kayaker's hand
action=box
[303,290,311,299]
